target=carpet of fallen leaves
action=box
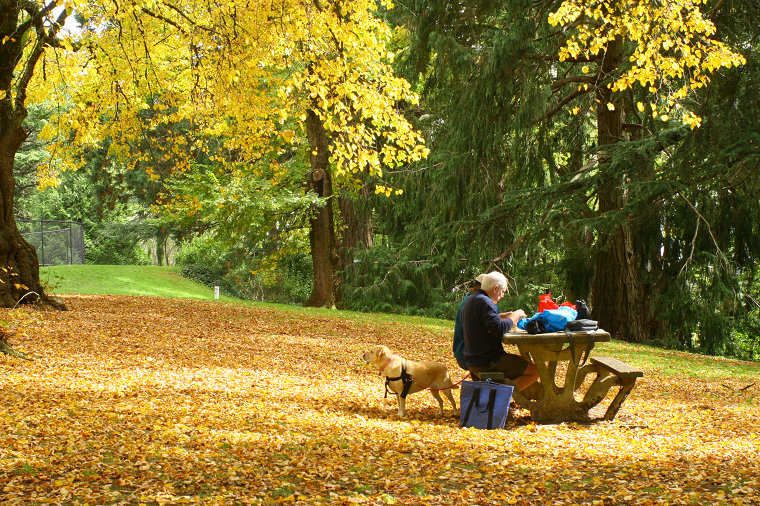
[1,295,759,505]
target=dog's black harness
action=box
[385,362,414,399]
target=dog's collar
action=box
[379,354,395,375]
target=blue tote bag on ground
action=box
[459,379,514,429]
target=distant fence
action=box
[18,219,85,266]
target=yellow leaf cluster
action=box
[37,0,427,194]
[35,164,61,191]
[549,0,746,128]
[374,184,403,197]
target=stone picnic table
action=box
[486,329,643,423]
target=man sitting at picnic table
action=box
[462,271,539,392]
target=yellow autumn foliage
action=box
[36,0,427,193]
[549,0,745,128]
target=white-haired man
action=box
[462,271,539,392]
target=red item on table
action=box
[539,293,559,311]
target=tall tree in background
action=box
[547,0,744,341]
[649,0,760,355]
[36,0,427,308]
[387,0,745,342]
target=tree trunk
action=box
[156,225,167,266]
[0,118,65,309]
[338,177,374,272]
[590,37,645,342]
[0,1,68,310]
[304,109,339,308]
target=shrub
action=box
[85,222,152,265]
[175,234,312,304]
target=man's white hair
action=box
[481,271,507,292]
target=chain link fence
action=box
[18,219,85,266]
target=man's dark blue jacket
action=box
[462,289,513,368]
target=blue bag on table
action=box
[459,379,514,430]
[517,306,578,333]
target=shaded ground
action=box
[1,295,759,504]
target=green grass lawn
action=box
[39,264,237,301]
[39,265,449,323]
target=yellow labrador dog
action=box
[362,345,458,417]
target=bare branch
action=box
[161,3,217,34]
[680,207,700,276]
[14,1,58,38]
[15,4,68,113]
[141,7,188,35]
[0,330,32,360]
[542,87,589,119]
[551,75,597,91]
[533,54,603,64]
[677,191,729,275]
[492,203,555,263]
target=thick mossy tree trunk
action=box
[0,2,66,311]
[591,37,646,343]
[304,109,339,308]
[0,121,64,309]
[592,180,647,342]
[0,120,65,309]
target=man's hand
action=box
[501,309,527,330]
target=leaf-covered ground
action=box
[1,295,759,505]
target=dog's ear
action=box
[373,345,386,361]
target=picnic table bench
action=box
[472,329,643,423]
[580,356,645,421]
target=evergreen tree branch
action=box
[551,75,598,91]
[492,235,527,264]
[543,88,590,119]
[677,191,730,275]
[708,0,725,18]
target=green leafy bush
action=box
[175,233,312,304]
[179,264,223,288]
[85,222,152,265]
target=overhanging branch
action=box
[15,4,67,113]
[542,87,590,119]
[551,75,598,91]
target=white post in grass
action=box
[214,282,220,300]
